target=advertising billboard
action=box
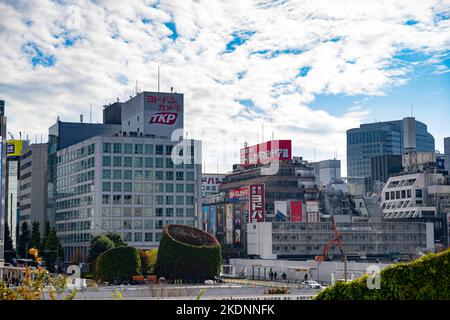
[240,140,292,167]
[306,200,319,213]
[227,186,249,202]
[225,204,234,244]
[274,201,288,221]
[249,184,265,222]
[233,203,243,247]
[290,200,303,222]
[144,92,184,137]
[6,140,24,158]
[209,206,216,235]
[202,174,224,196]
[202,206,209,231]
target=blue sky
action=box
[0,0,449,174]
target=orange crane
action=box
[315,215,348,282]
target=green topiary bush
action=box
[155,224,221,282]
[315,248,450,300]
[95,246,141,282]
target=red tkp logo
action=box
[150,112,178,125]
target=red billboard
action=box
[240,140,292,167]
[290,200,303,222]
[249,184,265,222]
[228,186,249,201]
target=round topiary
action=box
[155,224,221,282]
[95,246,141,282]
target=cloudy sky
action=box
[0,0,449,175]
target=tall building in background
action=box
[445,137,450,175]
[0,101,7,262]
[347,117,435,192]
[5,140,28,248]
[311,159,341,188]
[19,143,48,237]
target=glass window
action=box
[134,157,143,168]
[124,170,132,180]
[144,207,154,217]
[112,219,121,229]
[155,145,163,155]
[176,208,184,217]
[176,184,184,193]
[166,171,174,180]
[113,156,122,167]
[145,232,153,242]
[155,183,164,192]
[144,195,153,205]
[113,195,122,205]
[186,184,194,192]
[144,183,153,193]
[124,143,132,154]
[165,145,173,155]
[155,158,164,168]
[102,182,111,192]
[144,220,153,230]
[124,183,132,192]
[145,171,153,180]
[166,196,174,205]
[103,156,111,166]
[135,195,143,205]
[103,143,111,153]
[135,144,143,154]
[102,169,111,179]
[155,171,164,180]
[155,232,162,241]
[113,170,122,179]
[176,172,184,181]
[134,220,143,229]
[156,195,164,205]
[124,207,132,217]
[166,208,174,217]
[176,196,184,205]
[134,232,143,242]
[166,183,174,192]
[101,220,111,229]
[166,158,173,168]
[102,194,110,204]
[102,207,111,217]
[124,232,132,242]
[113,182,122,192]
[112,207,121,217]
[123,219,132,230]
[134,170,143,180]
[186,208,195,217]
[145,157,153,168]
[145,144,153,154]
[113,143,122,153]
[155,208,163,217]
[124,195,132,205]
[155,220,164,229]
[124,157,132,167]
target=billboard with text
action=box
[240,140,292,167]
[249,184,265,222]
[290,200,303,222]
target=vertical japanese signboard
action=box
[290,200,303,222]
[209,206,216,235]
[225,204,234,244]
[249,184,265,222]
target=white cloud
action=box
[0,0,449,175]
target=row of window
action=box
[58,157,95,177]
[101,206,196,218]
[102,169,194,181]
[102,142,172,155]
[57,143,95,165]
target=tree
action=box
[4,223,15,263]
[105,232,127,247]
[89,235,115,269]
[96,247,141,282]
[29,222,41,250]
[44,227,62,273]
[18,222,31,259]
[41,221,51,250]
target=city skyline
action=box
[0,0,449,175]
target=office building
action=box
[371,154,403,185]
[445,137,450,175]
[311,159,341,188]
[5,140,27,247]
[19,143,48,237]
[346,117,435,189]
[0,100,6,262]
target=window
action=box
[124,232,132,242]
[145,171,153,180]
[103,143,111,153]
[385,192,389,200]
[135,144,143,154]
[156,220,164,229]
[145,144,153,154]
[113,170,122,179]
[176,172,184,181]
[416,189,422,198]
[123,220,132,230]
[166,171,174,180]
[155,171,164,180]
[112,219,121,229]
[103,156,111,166]
[102,194,110,204]
[124,195,132,205]
[165,145,173,155]
[134,220,143,230]
[113,182,122,192]
[124,170,132,180]
[176,184,184,193]
[407,189,411,198]
[156,145,164,155]
[102,207,111,217]
[145,157,153,168]
[134,157,143,167]
[144,207,154,217]
[145,232,153,242]
[144,220,153,230]
[134,170,143,180]
[156,208,163,217]
[124,207,132,217]
[102,169,111,179]
[166,158,173,168]
[134,232,142,242]
[186,208,194,217]
[176,196,184,205]
[155,232,162,241]
[166,196,174,205]
[113,143,122,153]
[155,158,164,168]
[176,208,184,217]
[113,195,122,205]
[101,220,110,229]
[124,183,132,192]
[144,195,153,205]
[186,172,194,180]
[144,183,152,193]
[124,144,132,154]
[102,182,111,192]
[166,208,173,217]
[124,157,132,167]
[156,195,164,205]
[186,196,194,205]
[155,183,164,192]
[186,184,194,192]
[112,207,121,217]
[135,183,143,192]
[113,156,122,167]
[166,183,174,192]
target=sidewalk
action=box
[223,278,304,288]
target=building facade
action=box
[19,143,48,237]
[311,159,341,188]
[444,137,450,175]
[0,101,6,262]
[202,173,225,198]
[371,154,403,186]
[347,117,435,183]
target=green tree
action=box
[105,232,127,247]
[29,222,41,250]
[4,223,15,263]
[18,222,31,259]
[44,227,62,273]
[89,235,115,270]
[41,220,51,250]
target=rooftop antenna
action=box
[171,86,173,93]
[157,66,160,92]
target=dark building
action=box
[103,102,122,125]
[371,154,403,186]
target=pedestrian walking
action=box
[269,269,273,281]
[274,272,277,281]
[282,272,287,281]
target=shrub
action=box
[95,247,141,282]
[315,248,450,300]
[146,248,158,271]
[89,235,115,267]
[155,225,221,282]
[139,249,151,275]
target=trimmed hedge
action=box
[95,246,141,282]
[315,248,450,300]
[155,224,221,281]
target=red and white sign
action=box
[144,93,183,136]
[228,187,249,200]
[290,200,303,222]
[240,140,292,167]
[150,112,178,125]
[249,184,265,222]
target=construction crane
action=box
[315,215,348,282]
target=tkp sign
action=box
[150,112,178,125]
